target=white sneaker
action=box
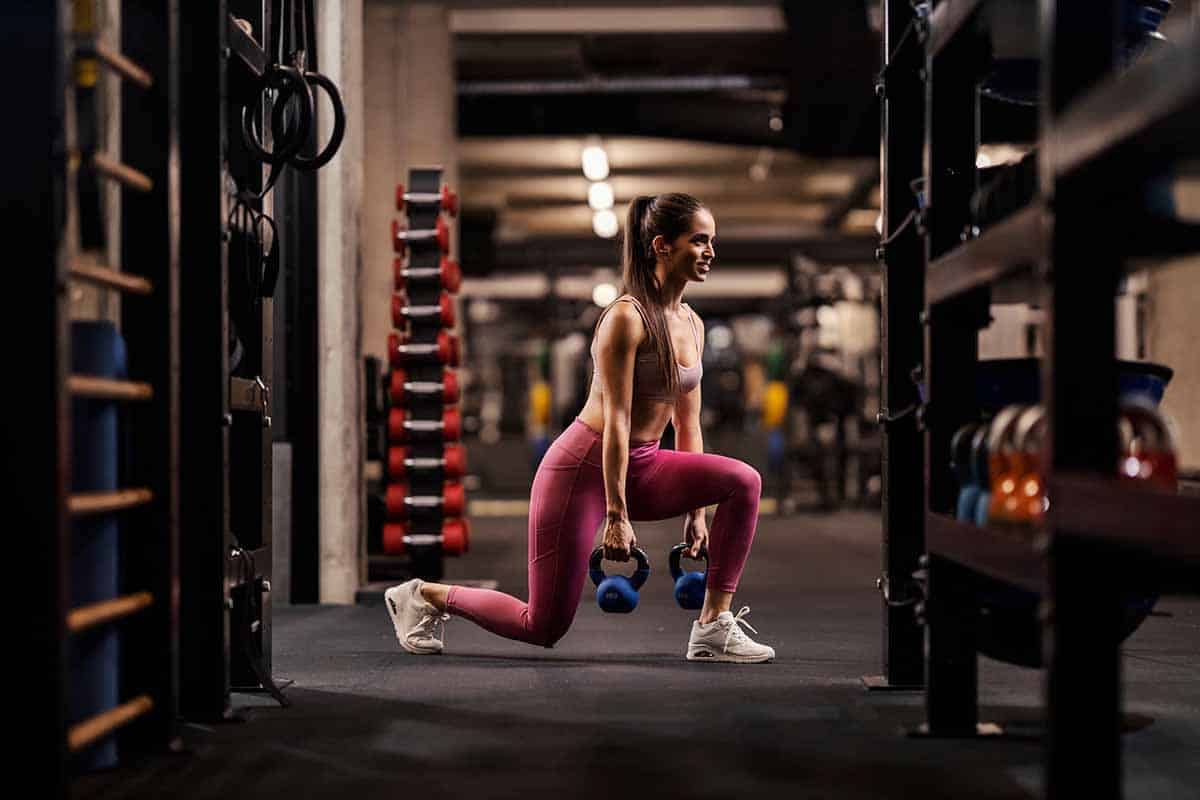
[686,606,775,663]
[384,579,449,654]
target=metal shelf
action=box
[1049,26,1200,178]
[927,0,986,57]
[226,13,266,79]
[1049,474,1200,564]
[925,512,1045,593]
[926,203,1045,304]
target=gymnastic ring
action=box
[289,71,345,170]
[240,64,312,166]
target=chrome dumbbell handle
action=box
[403,496,446,510]
[400,419,449,435]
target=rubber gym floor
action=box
[77,511,1200,799]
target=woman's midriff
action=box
[575,384,674,444]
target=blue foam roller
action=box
[69,321,127,771]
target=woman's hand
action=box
[602,515,638,562]
[684,511,709,558]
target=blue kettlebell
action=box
[669,543,708,610]
[589,546,651,613]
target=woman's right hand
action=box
[602,515,638,562]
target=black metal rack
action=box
[177,0,287,719]
[880,1,1200,796]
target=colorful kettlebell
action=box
[668,543,709,610]
[589,546,651,613]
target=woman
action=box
[385,193,773,663]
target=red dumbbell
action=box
[385,482,466,518]
[387,329,460,367]
[394,256,462,294]
[390,368,460,404]
[382,518,470,556]
[392,291,455,329]
[392,216,450,255]
[395,183,459,217]
[388,444,467,480]
[388,407,462,443]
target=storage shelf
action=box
[1049,27,1200,178]
[927,0,986,57]
[1049,474,1200,564]
[925,512,1045,593]
[926,203,1045,305]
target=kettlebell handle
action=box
[589,546,651,590]
[668,542,709,581]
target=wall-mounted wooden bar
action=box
[925,513,1045,593]
[92,153,153,193]
[68,695,154,753]
[1050,474,1200,563]
[926,203,1046,305]
[69,375,154,401]
[69,488,154,516]
[83,42,153,89]
[68,591,154,634]
[70,259,154,295]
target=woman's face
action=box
[659,208,716,283]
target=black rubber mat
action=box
[76,512,1200,799]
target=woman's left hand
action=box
[683,511,709,558]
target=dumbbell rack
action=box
[374,167,469,582]
[20,2,180,794]
[880,1,1200,797]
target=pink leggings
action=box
[446,419,762,647]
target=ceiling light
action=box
[592,209,619,238]
[592,282,619,307]
[588,182,614,210]
[582,145,610,181]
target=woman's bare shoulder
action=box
[596,300,646,351]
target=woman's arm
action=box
[596,303,643,529]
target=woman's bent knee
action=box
[731,461,762,498]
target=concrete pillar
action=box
[1145,178,1200,471]
[318,0,366,603]
[363,1,458,364]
